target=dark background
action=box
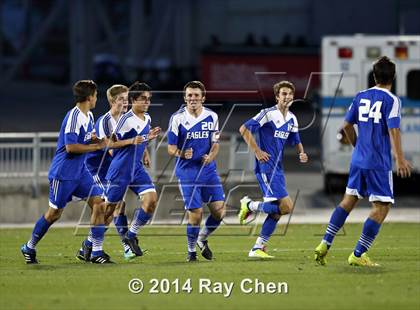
[1,0,419,133]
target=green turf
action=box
[1,223,419,310]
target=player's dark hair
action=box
[183,80,206,96]
[73,80,97,103]
[128,82,152,104]
[273,81,295,97]
[373,56,395,85]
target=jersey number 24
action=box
[359,99,382,123]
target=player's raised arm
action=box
[109,135,144,148]
[202,115,221,165]
[389,128,412,178]
[239,124,270,162]
[287,115,308,163]
[202,142,219,165]
[65,138,108,154]
[168,144,193,159]
[167,111,193,159]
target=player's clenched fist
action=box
[183,148,193,159]
[97,137,109,149]
[299,152,308,163]
[131,136,144,145]
[202,154,211,165]
[90,131,98,142]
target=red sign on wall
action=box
[201,54,320,101]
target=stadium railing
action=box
[0,132,256,197]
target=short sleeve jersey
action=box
[243,106,300,174]
[345,86,401,170]
[48,106,95,180]
[168,107,220,180]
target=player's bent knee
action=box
[212,209,225,221]
[104,214,113,226]
[340,194,358,212]
[370,202,390,223]
[143,199,157,213]
[45,207,63,223]
[279,199,293,215]
[92,201,106,216]
[114,201,126,215]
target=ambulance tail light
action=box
[338,47,353,58]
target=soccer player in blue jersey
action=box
[104,82,161,258]
[21,80,112,264]
[77,84,139,261]
[238,81,308,258]
[168,81,226,262]
[315,56,412,267]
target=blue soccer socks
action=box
[198,215,222,242]
[127,208,151,239]
[187,224,200,253]
[354,218,381,257]
[26,215,52,250]
[91,225,106,257]
[253,214,279,250]
[322,206,349,248]
[114,214,128,238]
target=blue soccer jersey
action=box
[106,110,150,182]
[243,106,301,174]
[48,106,95,180]
[345,86,401,171]
[167,107,220,181]
[85,111,118,180]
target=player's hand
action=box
[255,148,270,162]
[143,153,151,168]
[202,154,212,165]
[299,152,308,163]
[396,158,412,178]
[183,148,193,159]
[131,136,144,145]
[147,127,161,141]
[97,137,109,150]
[111,133,118,142]
[91,131,98,142]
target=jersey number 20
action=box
[359,99,382,123]
[201,122,214,130]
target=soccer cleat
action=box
[197,240,213,260]
[90,254,114,264]
[186,251,198,262]
[82,240,92,262]
[76,249,86,262]
[123,236,143,257]
[238,196,253,225]
[248,247,274,259]
[124,249,136,260]
[77,248,111,262]
[348,252,380,267]
[122,239,136,260]
[314,241,329,266]
[21,244,38,264]
[75,240,91,262]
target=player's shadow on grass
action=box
[336,266,387,274]
[23,264,58,271]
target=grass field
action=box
[0,223,419,310]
